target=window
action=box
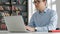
[47,0,56,11]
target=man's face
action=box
[34,0,46,11]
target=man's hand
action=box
[25,26,35,32]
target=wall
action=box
[56,0,60,28]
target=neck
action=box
[39,10,44,13]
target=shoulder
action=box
[47,8,55,12]
[47,8,57,17]
[47,8,57,14]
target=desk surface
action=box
[0,31,60,34]
[0,32,60,34]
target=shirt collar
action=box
[44,8,48,13]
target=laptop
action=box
[4,15,30,33]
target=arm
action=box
[28,15,36,27]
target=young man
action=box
[26,0,58,32]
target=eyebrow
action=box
[34,0,39,1]
[34,0,39,2]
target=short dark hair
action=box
[43,0,47,2]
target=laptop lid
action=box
[4,15,27,32]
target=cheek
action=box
[39,4,45,8]
[35,5,41,9]
[38,5,42,8]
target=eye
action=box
[33,1,37,4]
[33,1,41,4]
[34,1,37,3]
[37,1,40,3]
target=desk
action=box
[0,31,60,34]
[0,32,60,34]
